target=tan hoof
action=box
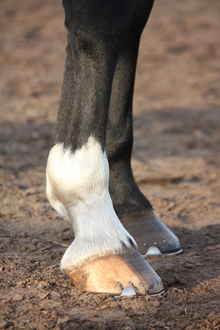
[63,250,164,295]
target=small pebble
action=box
[13,294,23,301]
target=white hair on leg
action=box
[46,136,136,272]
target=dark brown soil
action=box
[0,0,220,329]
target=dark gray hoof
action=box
[121,212,182,256]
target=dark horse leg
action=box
[107,0,182,256]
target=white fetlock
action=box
[46,136,136,271]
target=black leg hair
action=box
[53,0,133,150]
[107,0,154,218]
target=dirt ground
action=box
[0,0,220,329]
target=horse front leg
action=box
[46,0,164,295]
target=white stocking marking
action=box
[46,136,136,272]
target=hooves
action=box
[121,212,182,256]
[63,250,164,296]
[61,213,181,295]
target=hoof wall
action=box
[64,251,164,295]
[121,213,182,256]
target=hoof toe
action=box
[63,250,164,295]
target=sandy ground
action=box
[0,0,220,329]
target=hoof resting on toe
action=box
[121,213,182,256]
[64,251,164,295]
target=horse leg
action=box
[46,0,164,295]
[106,0,182,256]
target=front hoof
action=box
[63,250,164,295]
[121,212,182,256]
